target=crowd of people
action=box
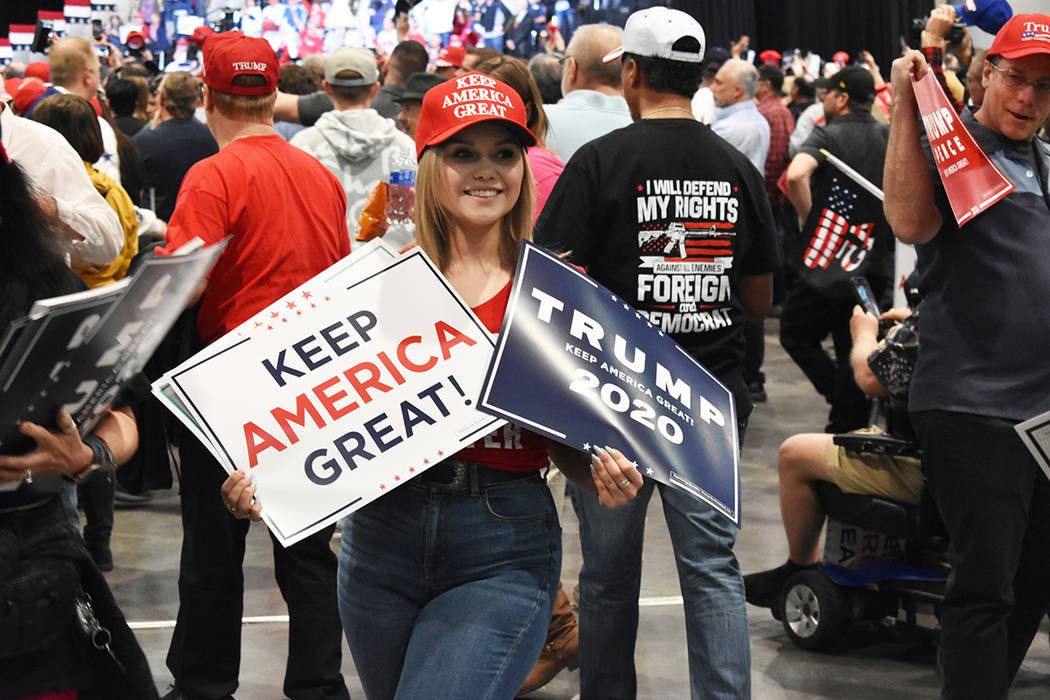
[0,1,1048,699]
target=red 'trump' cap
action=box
[988,13,1050,60]
[202,30,279,96]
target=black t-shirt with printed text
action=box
[535,118,778,384]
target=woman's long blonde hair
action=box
[413,135,535,272]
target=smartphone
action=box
[30,19,53,54]
[92,19,104,41]
[851,276,880,317]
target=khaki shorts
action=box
[826,427,923,506]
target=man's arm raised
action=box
[884,50,943,245]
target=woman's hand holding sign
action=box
[550,442,644,508]
[590,445,645,507]
[222,470,263,521]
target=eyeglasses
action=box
[988,58,1050,98]
[558,55,574,65]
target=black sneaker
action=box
[744,561,816,608]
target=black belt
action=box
[414,458,531,493]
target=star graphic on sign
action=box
[637,184,643,192]
[658,330,664,336]
[324,296,331,302]
[646,467,654,476]
[646,321,653,328]
[623,303,630,311]
[281,317,288,323]
[286,301,297,309]
[394,475,401,482]
[302,291,312,299]
[610,294,617,302]
[437,450,444,457]
[630,460,639,468]
[270,311,279,318]
[254,321,262,328]
[266,325,273,330]
[635,312,641,319]
[379,484,386,490]
[296,310,302,316]
[423,458,430,465]
[582,442,591,451]
[310,303,316,308]
[409,467,416,473]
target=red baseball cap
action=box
[202,30,279,96]
[833,51,850,64]
[13,80,47,115]
[988,13,1050,60]
[125,30,147,49]
[189,25,216,48]
[25,61,50,82]
[758,49,781,65]
[414,71,535,160]
[436,45,466,68]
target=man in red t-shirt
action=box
[162,31,351,700]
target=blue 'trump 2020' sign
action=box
[479,242,741,525]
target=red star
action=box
[379,484,386,490]
[281,317,288,323]
[270,311,279,318]
[254,321,262,328]
[310,303,316,308]
[286,301,297,309]
[409,467,416,473]
[423,458,429,465]
[637,184,643,191]
[437,450,444,456]
[324,296,331,302]
[296,310,302,316]
[394,475,401,481]
[302,291,312,299]
[266,325,273,330]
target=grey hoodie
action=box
[291,108,416,249]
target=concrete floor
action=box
[104,322,1050,698]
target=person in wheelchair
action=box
[744,301,920,608]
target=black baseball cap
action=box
[394,72,448,104]
[817,66,875,103]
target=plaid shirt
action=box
[757,95,795,208]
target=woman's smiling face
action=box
[435,121,525,236]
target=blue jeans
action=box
[338,468,561,700]
[571,479,751,700]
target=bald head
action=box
[712,58,757,107]
[562,24,624,95]
[49,37,100,99]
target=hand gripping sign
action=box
[479,243,741,525]
[912,71,1014,226]
[158,247,504,546]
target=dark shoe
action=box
[114,486,151,508]
[747,380,767,403]
[744,561,817,608]
[517,584,579,696]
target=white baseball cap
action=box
[602,7,706,64]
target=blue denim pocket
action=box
[482,477,552,523]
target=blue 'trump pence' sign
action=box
[479,242,740,525]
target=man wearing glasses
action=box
[884,13,1050,700]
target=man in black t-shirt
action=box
[781,66,892,433]
[134,71,218,221]
[534,8,776,699]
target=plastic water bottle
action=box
[386,151,416,223]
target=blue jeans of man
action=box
[338,467,561,700]
[570,477,750,700]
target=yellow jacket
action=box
[79,162,139,288]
